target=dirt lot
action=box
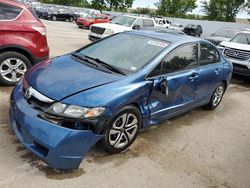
[1,20,250,188]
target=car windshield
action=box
[230,33,250,45]
[76,33,169,74]
[111,16,136,27]
[213,29,239,38]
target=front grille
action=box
[233,63,248,70]
[90,26,105,35]
[232,63,250,76]
[224,48,250,61]
[23,87,51,111]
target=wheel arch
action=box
[0,45,34,64]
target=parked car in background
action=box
[221,31,250,77]
[155,17,171,28]
[88,15,155,42]
[183,24,203,37]
[206,28,240,50]
[73,8,101,21]
[46,8,75,22]
[76,14,110,29]
[169,23,183,31]
[140,27,186,35]
[0,0,49,86]
[10,29,232,170]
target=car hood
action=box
[92,23,131,33]
[206,36,230,42]
[220,41,250,51]
[25,55,123,101]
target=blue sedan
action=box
[9,30,232,170]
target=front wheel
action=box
[205,83,225,110]
[69,17,74,22]
[101,106,141,154]
[52,15,57,21]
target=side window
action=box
[147,63,162,78]
[143,19,154,27]
[200,43,220,66]
[134,19,143,28]
[162,43,198,74]
[0,3,22,20]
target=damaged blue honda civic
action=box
[9,30,232,170]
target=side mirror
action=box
[132,25,140,30]
[159,77,169,96]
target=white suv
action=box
[221,31,250,77]
[88,15,155,42]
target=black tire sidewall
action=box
[101,105,142,154]
[0,51,31,85]
[206,83,225,110]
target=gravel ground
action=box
[0,20,250,188]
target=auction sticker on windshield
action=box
[147,40,169,48]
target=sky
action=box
[132,0,249,18]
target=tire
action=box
[100,105,142,154]
[0,51,31,86]
[205,83,225,110]
[52,15,57,21]
[69,17,74,22]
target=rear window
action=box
[143,19,154,27]
[0,3,22,20]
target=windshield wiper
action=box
[71,53,97,68]
[84,55,126,75]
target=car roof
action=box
[2,0,27,9]
[119,15,153,20]
[128,30,200,44]
[240,30,250,34]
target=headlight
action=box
[104,29,114,35]
[47,102,105,118]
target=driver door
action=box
[148,43,199,121]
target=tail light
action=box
[31,26,47,36]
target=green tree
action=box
[154,0,197,17]
[202,0,245,22]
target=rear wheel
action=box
[101,106,141,154]
[52,15,57,21]
[0,51,31,85]
[205,83,225,110]
[69,17,74,22]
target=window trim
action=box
[198,41,221,67]
[145,42,199,79]
[0,2,23,22]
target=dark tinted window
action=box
[148,63,162,77]
[162,43,198,74]
[200,43,220,66]
[0,3,22,20]
[143,19,154,27]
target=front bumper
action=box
[9,84,104,170]
[224,57,250,76]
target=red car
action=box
[0,0,49,85]
[76,14,110,29]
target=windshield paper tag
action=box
[147,41,168,48]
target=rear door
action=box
[194,42,223,103]
[148,43,199,121]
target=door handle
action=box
[189,72,199,81]
[215,68,220,75]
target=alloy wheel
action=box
[212,85,224,106]
[0,58,27,82]
[108,113,139,149]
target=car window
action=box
[231,33,250,45]
[147,63,162,78]
[78,33,169,74]
[134,19,143,28]
[200,43,220,66]
[0,3,22,20]
[162,43,198,74]
[143,19,154,27]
